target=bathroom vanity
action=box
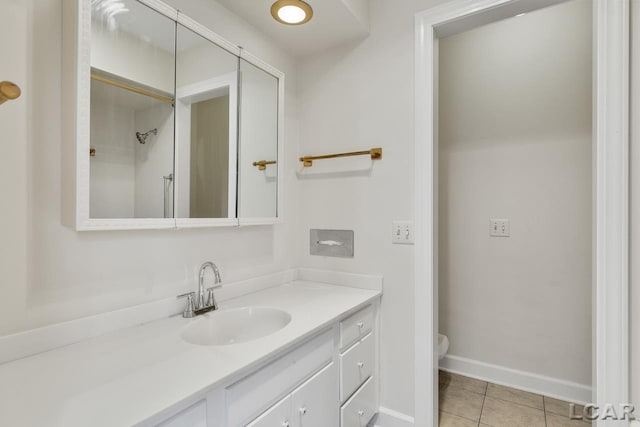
[157,300,378,427]
[0,278,381,427]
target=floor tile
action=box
[480,396,546,427]
[446,372,488,395]
[440,370,452,386]
[439,385,485,421]
[439,412,478,427]
[486,383,544,410]
[546,412,593,426]
[544,396,584,418]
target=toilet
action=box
[438,334,450,360]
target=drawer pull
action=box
[357,361,365,368]
[357,321,364,329]
[299,407,307,416]
[282,421,290,427]
[357,410,365,416]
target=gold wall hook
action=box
[0,81,21,105]
[253,160,277,170]
[299,147,382,167]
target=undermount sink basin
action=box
[181,307,292,346]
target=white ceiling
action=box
[216,0,371,58]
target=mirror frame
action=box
[62,0,284,231]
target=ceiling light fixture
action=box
[271,0,313,25]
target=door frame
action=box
[414,0,629,426]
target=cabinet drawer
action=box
[227,329,334,426]
[340,376,376,427]
[340,305,373,349]
[246,394,291,427]
[340,333,374,402]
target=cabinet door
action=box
[246,395,292,427]
[290,362,339,427]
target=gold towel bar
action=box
[91,73,174,105]
[299,147,382,167]
[0,81,21,105]
[253,160,277,170]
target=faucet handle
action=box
[177,292,196,318]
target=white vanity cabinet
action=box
[149,301,379,427]
[248,362,338,427]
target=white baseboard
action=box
[440,354,592,404]
[372,407,415,427]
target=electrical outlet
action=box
[392,221,414,244]
[490,219,510,237]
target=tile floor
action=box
[438,371,592,427]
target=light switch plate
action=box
[392,221,414,244]
[490,219,510,237]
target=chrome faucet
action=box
[177,261,222,318]
[198,261,221,309]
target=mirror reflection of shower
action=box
[136,128,157,144]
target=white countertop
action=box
[0,281,380,427]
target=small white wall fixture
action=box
[414,1,629,426]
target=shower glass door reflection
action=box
[89,0,176,219]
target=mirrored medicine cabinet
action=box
[62,0,283,230]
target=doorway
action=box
[414,0,629,426]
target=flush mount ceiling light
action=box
[271,0,313,25]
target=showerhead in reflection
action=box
[136,128,157,144]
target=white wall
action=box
[0,0,298,336]
[630,0,640,414]
[296,0,450,417]
[0,0,30,338]
[89,97,136,218]
[91,11,174,93]
[438,0,592,386]
[134,102,174,218]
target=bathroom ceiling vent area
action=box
[217,0,370,57]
